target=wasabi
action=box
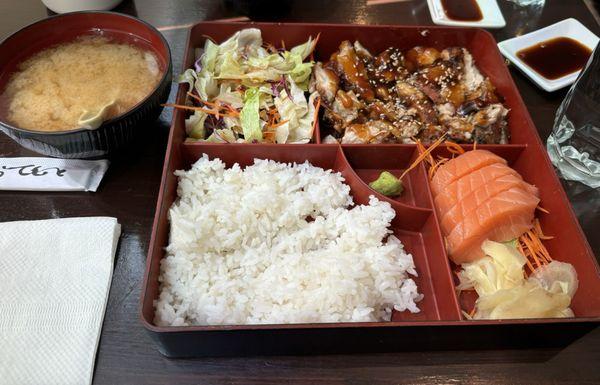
[369,171,404,197]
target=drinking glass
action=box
[506,0,545,6]
[547,45,600,188]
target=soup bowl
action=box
[0,11,172,158]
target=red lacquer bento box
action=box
[140,22,600,357]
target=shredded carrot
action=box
[312,96,321,135]
[280,39,286,50]
[416,138,452,181]
[309,32,321,62]
[163,103,239,119]
[262,131,277,143]
[263,42,277,53]
[267,119,289,129]
[536,205,550,214]
[445,140,466,156]
[428,157,448,180]
[184,94,241,117]
[518,219,554,273]
[400,134,447,180]
[533,219,553,240]
[469,306,477,318]
[473,140,477,150]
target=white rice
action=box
[154,155,422,326]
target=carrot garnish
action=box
[536,205,550,214]
[312,96,321,135]
[469,306,477,318]
[163,103,239,119]
[415,136,451,180]
[445,140,466,156]
[267,119,289,129]
[428,157,448,181]
[280,39,286,50]
[309,33,321,62]
[518,219,553,273]
[184,94,241,117]
[400,134,447,180]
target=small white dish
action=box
[427,0,506,29]
[498,18,599,92]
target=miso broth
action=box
[1,35,162,132]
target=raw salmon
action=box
[440,174,539,235]
[431,150,507,196]
[434,162,522,216]
[445,187,540,264]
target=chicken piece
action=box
[418,124,445,144]
[440,82,466,107]
[324,90,362,133]
[332,40,375,101]
[461,48,484,93]
[443,117,475,142]
[457,100,479,116]
[466,78,501,106]
[470,103,509,144]
[309,63,339,104]
[395,81,438,125]
[411,58,463,105]
[439,47,491,106]
[440,47,464,64]
[404,47,441,72]
[436,102,474,142]
[341,121,393,144]
[436,102,456,117]
[411,76,444,104]
[375,85,393,101]
[390,116,422,142]
[369,47,408,84]
[353,40,373,60]
[367,100,407,122]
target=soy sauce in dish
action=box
[440,0,483,22]
[516,37,592,80]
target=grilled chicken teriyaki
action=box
[309,41,509,144]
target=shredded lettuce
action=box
[205,128,237,143]
[176,28,316,143]
[178,69,197,90]
[273,77,317,143]
[185,110,207,139]
[240,88,262,142]
[290,36,317,60]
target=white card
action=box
[0,157,109,192]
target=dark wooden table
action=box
[1,0,600,383]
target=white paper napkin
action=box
[0,217,121,385]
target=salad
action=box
[171,28,320,143]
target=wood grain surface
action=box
[1,0,599,384]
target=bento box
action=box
[140,22,600,357]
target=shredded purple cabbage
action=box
[194,57,202,73]
[281,75,292,102]
[270,82,280,97]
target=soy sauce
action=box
[440,0,483,22]
[517,37,592,80]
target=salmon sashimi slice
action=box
[446,188,540,264]
[431,150,507,196]
[440,175,539,235]
[434,162,522,216]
